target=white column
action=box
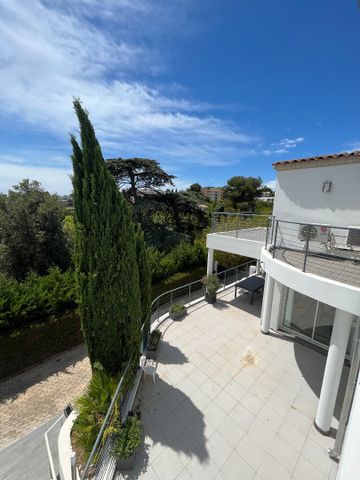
[260,275,275,334]
[337,364,360,480]
[284,288,295,325]
[256,260,261,274]
[315,309,353,433]
[207,248,214,275]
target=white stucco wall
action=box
[273,162,360,227]
[206,233,263,259]
[261,249,360,317]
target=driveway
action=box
[0,344,91,449]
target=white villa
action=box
[53,150,360,480]
[207,150,360,479]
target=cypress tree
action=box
[71,99,144,374]
[134,224,152,336]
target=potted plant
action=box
[115,415,142,471]
[169,303,187,321]
[202,274,220,304]
[146,329,162,360]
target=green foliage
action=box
[63,214,76,256]
[148,329,161,351]
[189,183,201,193]
[72,371,120,460]
[201,274,220,296]
[71,100,144,374]
[134,225,152,335]
[148,239,207,283]
[0,179,71,279]
[106,157,175,202]
[0,310,82,380]
[169,303,186,315]
[223,176,262,211]
[0,268,76,331]
[114,416,142,460]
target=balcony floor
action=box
[213,227,267,242]
[116,290,346,480]
[273,248,360,288]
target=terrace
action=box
[209,213,360,288]
[115,288,346,480]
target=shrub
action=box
[201,274,220,296]
[0,268,76,331]
[114,416,142,460]
[169,304,186,315]
[149,239,207,283]
[148,329,161,351]
[72,371,120,462]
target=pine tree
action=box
[71,99,145,374]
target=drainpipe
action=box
[207,248,214,275]
[315,309,354,434]
[260,275,275,334]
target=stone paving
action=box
[116,289,345,480]
[0,344,91,449]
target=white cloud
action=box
[0,0,258,181]
[265,179,276,190]
[0,161,72,194]
[262,137,304,156]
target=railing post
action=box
[71,452,77,480]
[224,270,227,290]
[157,297,160,322]
[303,224,310,272]
[189,284,191,304]
[272,220,279,258]
[170,291,173,308]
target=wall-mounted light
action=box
[322,181,332,193]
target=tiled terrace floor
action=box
[119,290,346,480]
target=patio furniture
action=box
[235,275,265,304]
[141,358,157,383]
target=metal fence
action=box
[78,360,134,480]
[56,260,256,480]
[267,219,360,287]
[150,260,256,324]
[211,212,269,234]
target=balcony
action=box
[115,289,344,479]
[208,213,360,288]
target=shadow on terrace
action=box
[116,290,344,479]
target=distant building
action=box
[60,195,74,208]
[201,187,224,202]
[257,191,274,204]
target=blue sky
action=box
[0,0,359,194]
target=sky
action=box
[0,0,359,194]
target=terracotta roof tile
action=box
[273,150,360,169]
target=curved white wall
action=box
[261,248,360,317]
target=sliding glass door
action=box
[282,289,335,348]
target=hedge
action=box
[0,268,77,331]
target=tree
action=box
[223,176,262,211]
[134,225,151,335]
[0,179,70,279]
[71,100,150,374]
[106,158,175,203]
[156,191,208,236]
[189,183,201,193]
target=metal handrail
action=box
[150,260,256,327]
[150,260,255,312]
[80,360,132,479]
